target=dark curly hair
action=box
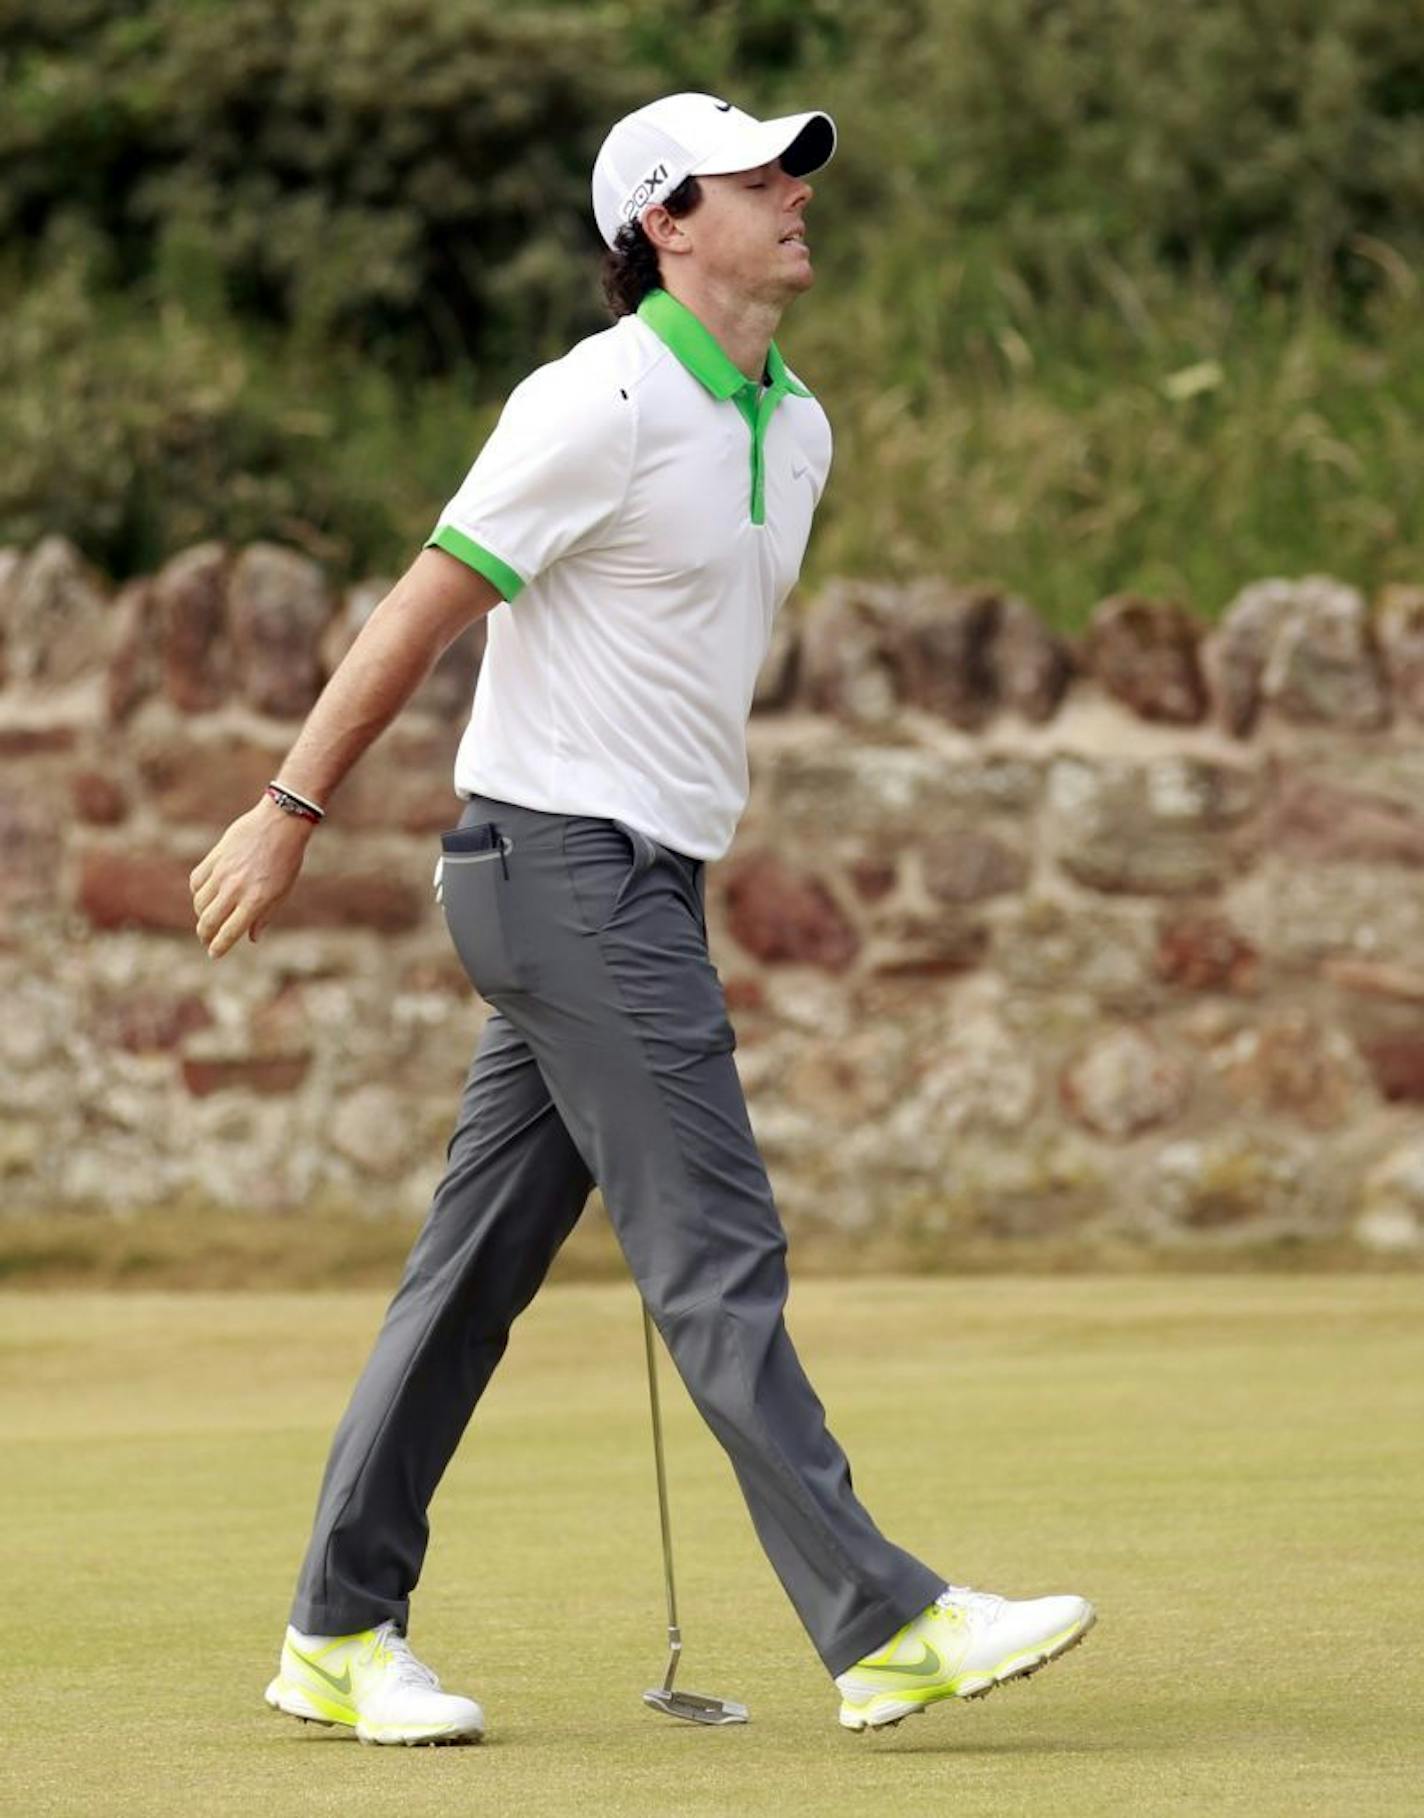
[600,175,705,317]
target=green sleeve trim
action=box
[425,525,526,600]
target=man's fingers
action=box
[207,897,256,960]
[189,850,218,894]
[192,872,222,918]
[195,882,240,948]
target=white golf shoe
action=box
[835,1583,1096,1731]
[264,1618,485,1745]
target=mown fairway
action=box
[4,1278,1421,1817]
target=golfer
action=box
[190,92,1094,1745]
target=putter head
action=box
[643,1687,749,1726]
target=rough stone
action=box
[105,579,160,723]
[1355,1137,1424,1252]
[867,910,988,976]
[0,547,21,684]
[71,770,130,826]
[0,793,64,914]
[721,851,859,970]
[1357,1034,1424,1103]
[798,580,902,724]
[1047,755,1262,895]
[1375,584,1424,723]
[0,535,111,687]
[1269,764,1424,868]
[229,542,333,719]
[922,828,1031,903]
[722,975,767,1013]
[398,953,477,998]
[91,989,214,1054]
[1148,1134,1322,1236]
[1322,958,1424,1003]
[896,1132,1110,1242]
[1206,578,1297,737]
[133,731,283,825]
[276,871,428,934]
[883,581,1001,729]
[890,1009,1038,1141]
[1260,577,1389,730]
[763,745,1042,845]
[752,610,800,712]
[848,857,897,902]
[1206,1012,1367,1129]
[77,847,203,934]
[155,543,232,713]
[992,896,1161,1012]
[1155,910,1259,993]
[989,592,1074,723]
[330,1083,419,1177]
[181,1052,312,1097]
[1087,594,1207,724]
[1230,862,1424,967]
[0,725,77,755]
[326,729,465,834]
[1060,1026,1191,1138]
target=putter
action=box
[641,1302,749,1726]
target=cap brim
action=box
[688,109,836,181]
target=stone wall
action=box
[3,538,1424,1261]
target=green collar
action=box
[636,287,812,402]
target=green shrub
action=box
[0,0,638,378]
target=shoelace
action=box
[368,1621,440,1690]
[936,1584,1005,1624]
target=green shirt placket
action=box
[636,287,812,528]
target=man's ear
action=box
[642,203,689,255]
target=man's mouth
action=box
[780,228,809,248]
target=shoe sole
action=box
[838,1604,1097,1733]
[264,1678,483,1747]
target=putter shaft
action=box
[641,1301,749,1725]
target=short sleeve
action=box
[425,362,634,600]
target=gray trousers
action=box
[290,793,942,1677]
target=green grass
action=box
[5,1277,1422,1816]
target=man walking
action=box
[190,93,1094,1746]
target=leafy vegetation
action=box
[3,0,1421,620]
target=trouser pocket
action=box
[437,821,520,998]
[562,817,660,937]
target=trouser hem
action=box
[288,1594,408,1639]
[821,1571,946,1679]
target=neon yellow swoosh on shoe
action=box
[863,1642,943,1679]
[288,1645,354,1698]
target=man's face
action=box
[656,158,815,304]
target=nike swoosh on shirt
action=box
[289,1645,353,1697]
[792,459,812,481]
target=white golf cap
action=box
[592,91,836,250]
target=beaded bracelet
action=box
[266,781,325,825]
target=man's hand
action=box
[186,548,501,960]
[190,797,315,959]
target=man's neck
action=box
[659,275,784,385]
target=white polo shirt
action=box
[424,286,832,860]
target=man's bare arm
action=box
[189,549,502,960]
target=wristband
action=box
[266,781,325,824]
